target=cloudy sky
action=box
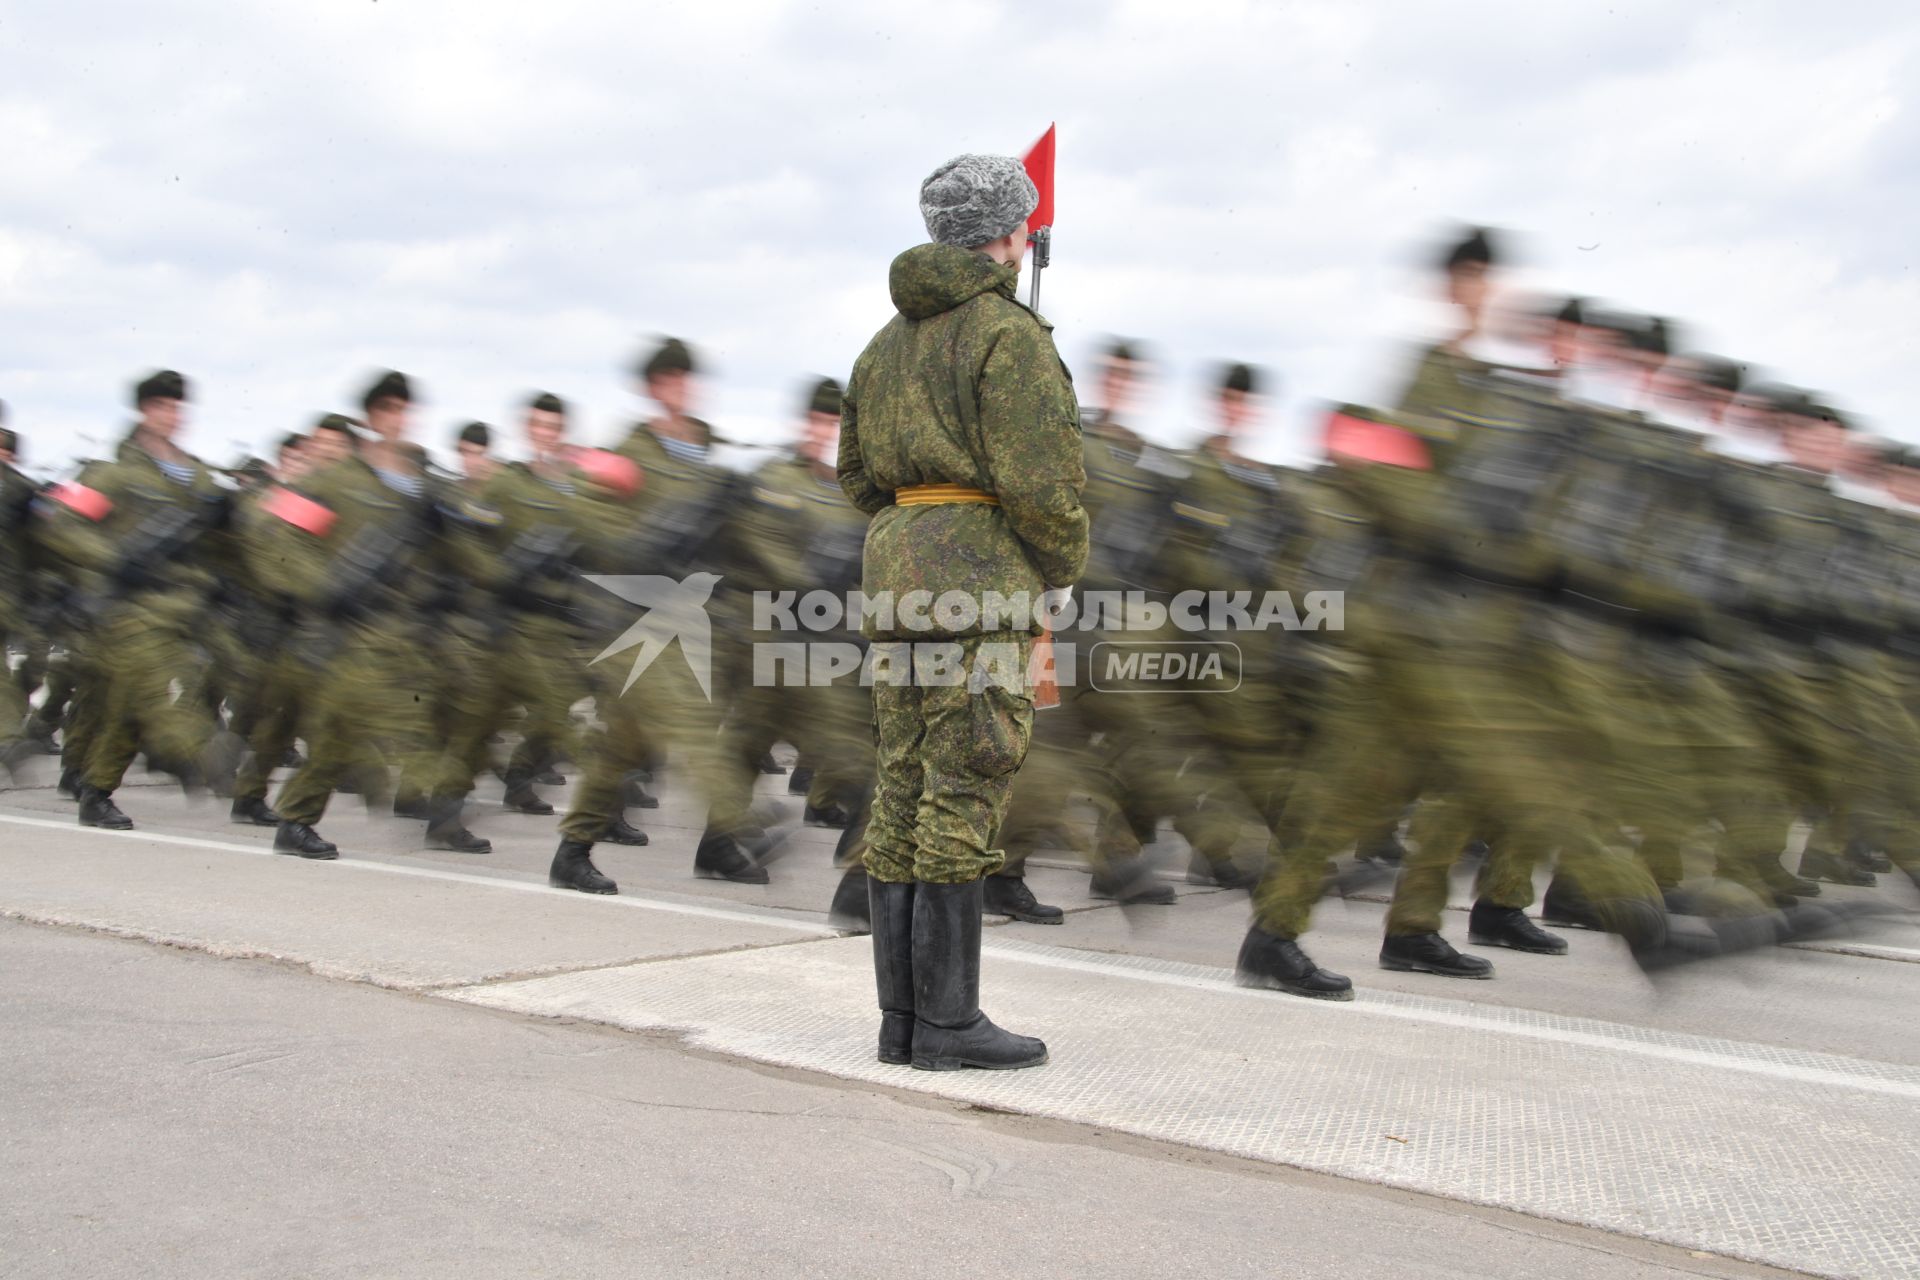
[3,0,1914,476]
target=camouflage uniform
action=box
[839,242,1088,885]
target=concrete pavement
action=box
[2,759,1916,1278]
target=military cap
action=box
[919,154,1038,248]
[456,421,491,449]
[1689,355,1744,395]
[1221,362,1260,396]
[134,369,189,405]
[277,432,306,456]
[361,370,412,411]
[1752,384,1815,417]
[1631,316,1677,359]
[807,376,843,418]
[527,391,567,416]
[1442,227,1497,272]
[1106,339,1143,364]
[639,337,697,382]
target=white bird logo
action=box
[583,572,723,699]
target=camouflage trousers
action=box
[274,618,439,826]
[434,615,582,800]
[83,608,218,792]
[864,632,1036,886]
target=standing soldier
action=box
[840,154,1087,1071]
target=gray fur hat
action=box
[919,154,1038,248]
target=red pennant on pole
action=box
[1022,123,1055,233]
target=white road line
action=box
[984,943,1920,1101]
[9,810,1919,1101]
[0,812,837,937]
[1788,940,1920,964]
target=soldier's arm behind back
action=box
[979,317,1089,587]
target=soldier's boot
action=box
[754,750,786,776]
[1186,852,1258,891]
[77,785,134,831]
[425,797,491,854]
[909,880,1047,1072]
[983,873,1064,924]
[1356,831,1408,866]
[1467,901,1569,955]
[230,795,281,827]
[1088,857,1177,905]
[1541,873,1606,929]
[1,736,36,783]
[621,770,659,810]
[549,839,616,895]
[869,878,914,1064]
[803,801,852,828]
[1234,926,1354,1000]
[57,767,81,801]
[280,747,307,770]
[1797,846,1875,888]
[535,766,566,787]
[500,767,554,816]
[787,765,815,797]
[829,867,872,933]
[1845,839,1893,875]
[392,790,431,821]
[693,827,769,884]
[1379,932,1494,979]
[1751,855,1821,901]
[602,814,650,846]
[274,820,338,859]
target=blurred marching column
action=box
[550,338,781,893]
[267,373,457,859]
[34,371,237,830]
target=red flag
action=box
[1022,123,1055,233]
[1324,410,1432,470]
[262,485,338,536]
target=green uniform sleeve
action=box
[977,321,1089,588]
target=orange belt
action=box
[894,483,1000,507]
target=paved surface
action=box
[3,757,1917,1278]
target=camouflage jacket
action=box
[839,243,1088,639]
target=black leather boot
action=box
[622,771,659,809]
[549,839,616,894]
[1467,901,1568,955]
[425,797,492,854]
[230,795,281,827]
[1379,932,1494,978]
[392,791,431,820]
[500,768,554,815]
[694,828,769,884]
[1088,857,1177,905]
[57,766,81,800]
[1234,926,1353,1000]
[829,867,872,933]
[787,765,814,797]
[1846,840,1893,875]
[1541,874,1605,929]
[1186,853,1257,891]
[535,766,566,787]
[78,785,134,830]
[1752,857,1822,900]
[803,801,851,828]
[1799,846,1875,887]
[983,873,1064,924]
[869,878,914,1064]
[274,820,338,859]
[910,880,1046,1071]
[603,814,650,846]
